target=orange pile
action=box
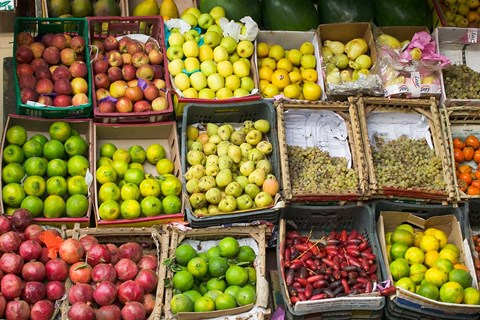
[453,135,480,195]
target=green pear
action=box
[185,164,206,180]
[199,176,216,192]
[247,149,264,163]
[256,141,273,155]
[235,175,249,189]
[240,160,255,176]
[244,183,261,199]
[205,164,220,177]
[248,168,266,187]
[218,155,233,170]
[190,141,204,152]
[205,187,222,204]
[205,155,219,167]
[208,204,220,213]
[187,150,206,166]
[216,141,232,156]
[227,145,242,164]
[218,195,237,212]
[240,142,252,157]
[194,207,209,215]
[206,123,219,136]
[208,134,222,144]
[203,142,217,156]
[256,159,272,174]
[255,191,273,208]
[216,169,232,188]
[218,125,232,141]
[186,178,200,193]
[189,192,207,209]
[243,120,255,132]
[236,194,253,210]
[230,131,246,145]
[225,182,243,197]
[254,119,271,133]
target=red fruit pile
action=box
[15,31,90,107]
[0,208,67,320]
[61,235,158,320]
[283,229,378,304]
[91,35,168,114]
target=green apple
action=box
[198,13,215,30]
[228,52,240,64]
[220,36,237,54]
[213,46,229,62]
[301,54,316,69]
[225,74,240,91]
[174,73,191,91]
[183,87,198,98]
[198,45,214,62]
[184,57,200,73]
[181,13,198,27]
[184,29,200,43]
[207,73,225,92]
[240,77,255,92]
[199,88,216,99]
[200,60,217,76]
[203,31,221,48]
[183,40,199,58]
[210,6,226,20]
[216,87,233,99]
[207,25,223,36]
[166,45,184,61]
[234,88,250,97]
[236,40,254,58]
[182,7,201,18]
[190,71,207,91]
[168,32,185,47]
[167,58,184,76]
[217,60,233,78]
[233,60,250,78]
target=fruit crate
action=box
[87,16,174,123]
[13,17,93,118]
[93,121,184,228]
[440,106,480,202]
[41,0,129,18]
[353,96,456,203]
[0,114,93,228]
[463,199,480,282]
[125,0,197,16]
[163,224,269,320]
[181,100,283,228]
[62,224,169,320]
[433,27,480,107]
[376,208,480,319]
[276,99,369,202]
[277,204,385,318]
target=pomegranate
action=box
[23,224,43,241]
[1,274,22,300]
[134,269,157,293]
[117,280,144,303]
[91,263,117,283]
[45,258,68,281]
[137,254,157,271]
[45,280,65,301]
[11,209,33,231]
[115,258,138,281]
[30,300,54,320]
[0,231,22,252]
[0,216,11,234]
[143,293,155,315]
[18,240,42,261]
[69,262,92,284]
[87,243,111,266]
[95,304,122,320]
[121,301,145,320]
[0,293,6,317]
[22,261,46,281]
[59,238,85,264]
[39,247,50,264]
[5,299,30,320]
[79,235,98,252]
[106,243,120,265]
[118,242,143,262]
[68,302,95,320]
[0,252,24,274]
[21,281,45,304]
[93,281,117,306]
[68,283,93,304]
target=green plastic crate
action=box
[13,17,92,118]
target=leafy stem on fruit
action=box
[163,256,183,272]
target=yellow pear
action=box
[160,0,179,19]
[133,0,159,16]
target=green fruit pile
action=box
[2,122,90,218]
[169,236,257,314]
[96,142,182,220]
[386,223,480,305]
[184,119,279,216]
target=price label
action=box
[467,29,478,44]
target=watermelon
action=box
[372,0,433,30]
[198,0,262,25]
[262,0,319,31]
[318,0,375,24]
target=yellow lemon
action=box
[424,250,439,268]
[420,234,439,252]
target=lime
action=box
[187,257,208,279]
[139,178,161,197]
[2,163,25,184]
[224,285,241,299]
[448,268,473,289]
[207,246,221,259]
[170,294,194,314]
[111,160,129,179]
[3,145,25,164]
[420,235,440,252]
[146,143,166,164]
[404,247,425,265]
[391,229,413,246]
[96,165,117,184]
[245,267,256,284]
[6,125,27,146]
[46,176,68,196]
[389,258,410,281]
[66,194,89,217]
[218,237,240,258]
[98,200,120,220]
[194,296,215,312]
[43,195,66,218]
[175,244,198,266]
[160,175,182,196]
[410,263,428,285]
[2,183,26,207]
[97,157,113,167]
[439,281,464,303]
[43,139,65,160]
[206,277,227,292]
[396,277,416,293]
[425,267,448,287]
[46,159,68,177]
[395,224,415,235]
[112,148,131,163]
[100,143,117,158]
[49,122,72,142]
[215,292,237,310]
[390,242,408,260]
[128,163,144,172]
[225,266,248,286]
[417,282,439,300]
[463,287,480,305]
[23,175,46,197]
[20,195,43,217]
[172,270,194,292]
[183,290,202,303]
[140,196,162,217]
[120,183,140,201]
[425,250,440,268]
[67,175,88,196]
[434,258,454,275]
[208,256,229,277]
[162,195,182,214]
[64,135,88,157]
[98,182,121,203]
[24,157,47,176]
[123,168,145,186]
[237,245,256,264]
[204,290,223,301]
[30,134,48,147]
[236,287,256,306]
[120,199,141,219]
[439,247,459,264]
[128,145,146,163]
[22,139,43,158]
[67,155,89,176]
[156,158,174,175]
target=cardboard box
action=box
[0,115,93,228]
[377,211,480,316]
[93,121,184,227]
[433,27,480,106]
[254,30,326,101]
[318,22,382,101]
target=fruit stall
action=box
[3,0,480,319]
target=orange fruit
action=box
[453,137,466,149]
[65,194,89,217]
[225,266,248,286]
[43,139,65,160]
[98,200,120,220]
[466,135,480,149]
[43,195,66,218]
[439,281,464,303]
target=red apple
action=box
[36,78,54,94]
[136,65,154,80]
[118,37,132,53]
[21,87,39,104]
[41,33,54,47]
[16,63,34,77]
[92,39,105,55]
[51,33,67,50]
[52,65,71,82]
[143,84,159,101]
[18,74,37,89]
[127,41,143,55]
[151,96,167,111]
[153,79,166,90]
[98,100,116,113]
[37,95,53,106]
[121,53,132,65]
[94,73,111,89]
[127,79,138,87]
[116,97,133,112]
[152,65,164,80]
[35,66,52,80]
[132,52,149,68]
[72,93,89,106]
[133,100,152,112]
[103,35,119,52]
[43,46,60,65]
[144,41,159,54]
[64,34,72,48]
[121,65,136,81]
[124,86,144,102]
[70,61,88,78]
[108,67,123,82]
[107,50,123,67]
[16,31,34,46]
[53,94,72,107]
[29,42,45,59]
[60,48,76,66]
[93,59,109,74]
[70,36,86,54]
[16,45,34,64]
[96,88,111,101]
[54,78,73,95]
[148,49,164,65]
[31,58,49,72]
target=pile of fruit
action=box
[96,142,182,221]
[184,119,279,215]
[371,135,446,191]
[471,234,480,281]
[63,234,159,320]
[282,229,379,303]
[168,236,257,314]
[0,209,67,319]
[91,35,168,114]
[166,6,257,99]
[452,134,480,195]
[2,121,90,218]
[47,0,121,18]
[15,32,90,108]
[257,41,322,100]
[443,64,480,100]
[386,223,480,304]
[438,0,480,27]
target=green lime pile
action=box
[96,142,182,220]
[170,236,257,314]
[2,122,90,218]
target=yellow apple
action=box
[236,40,254,58]
[207,73,225,92]
[302,81,322,100]
[217,60,233,78]
[240,77,255,92]
[199,88,216,99]
[184,57,200,73]
[233,60,250,78]
[268,44,285,61]
[234,88,250,97]
[174,73,191,91]
[289,70,303,85]
[225,74,240,91]
[216,87,233,99]
[261,57,276,70]
[190,71,207,91]
[167,58,184,76]
[283,84,301,99]
[200,60,217,77]
[257,42,269,58]
[301,68,318,82]
[180,13,198,27]
[183,40,199,58]
[277,58,293,72]
[198,45,214,62]
[213,46,229,62]
[228,52,240,64]
[287,49,303,66]
[183,87,199,98]
[301,54,316,69]
[182,7,201,18]
[209,6,226,20]
[168,32,185,47]
[262,83,279,98]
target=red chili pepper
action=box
[380,286,396,296]
[307,275,323,283]
[356,277,368,284]
[349,230,358,240]
[368,264,377,275]
[305,259,317,271]
[292,282,302,288]
[340,270,348,278]
[297,278,309,287]
[304,284,313,299]
[300,251,313,262]
[361,259,370,272]
[345,244,359,251]
[312,279,327,289]
[361,252,376,260]
[321,258,334,268]
[347,238,361,245]
[370,273,378,282]
[298,292,307,301]
[365,281,373,293]
[295,244,309,252]
[347,257,361,268]
[286,268,295,286]
[284,247,291,264]
[346,248,360,258]
[328,231,336,240]
[290,260,304,270]
[291,296,299,304]
[310,293,327,300]
[340,230,348,243]
[358,241,369,252]
[341,278,351,294]
[300,236,309,243]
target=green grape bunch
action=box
[443,64,480,100]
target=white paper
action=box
[366,112,433,149]
[284,109,352,167]
[239,17,259,41]
[165,18,191,34]
[219,18,242,42]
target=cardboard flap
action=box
[380,211,426,230]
